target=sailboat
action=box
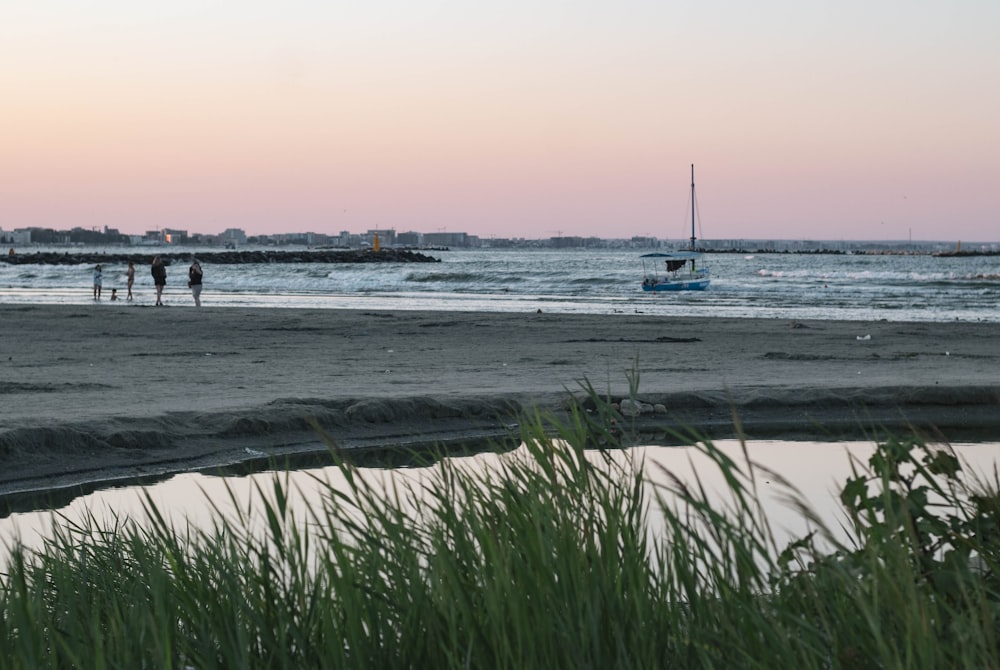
[640,164,711,291]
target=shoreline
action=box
[2,304,999,511]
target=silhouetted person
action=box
[126,261,135,300]
[93,264,103,300]
[188,259,203,307]
[151,256,166,306]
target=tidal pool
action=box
[2,439,998,560]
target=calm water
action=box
[2,247,999,322]
[3,440,999,558]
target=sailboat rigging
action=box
[640,164,711,291]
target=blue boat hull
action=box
[642,277,711,291]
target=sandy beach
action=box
[2,304,998,504]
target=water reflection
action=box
[2,440,999,559]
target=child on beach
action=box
[110,288,119,301]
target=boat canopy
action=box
[639,251,702,260]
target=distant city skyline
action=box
[4,221,994,252]
[2,2,998,242]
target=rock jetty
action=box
[1,249,441,266]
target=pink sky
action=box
[2,2,998,241]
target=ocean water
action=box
[2,247,998,322]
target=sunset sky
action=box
[2,2,998,241]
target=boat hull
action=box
[642,277,711,291]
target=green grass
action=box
[1,396,999,669]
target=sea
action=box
[2,246,999,322]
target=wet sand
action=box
[2,304,998,503]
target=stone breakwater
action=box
[1,249,441,265]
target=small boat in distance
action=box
[640,164,711,292]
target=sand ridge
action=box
[2,304,998,503]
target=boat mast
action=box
[689,163,697,250]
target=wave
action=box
[3,248,999,322]
[405,272,525,285]
[756,268,1000,283]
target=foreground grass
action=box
[1,402,999,668]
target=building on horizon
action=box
[366,229,396,247]
[220,228,247,246]
[423,231,469,247]
[396,230,421,247]
[0,227,33,246]
[163,228,188,244]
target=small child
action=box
[110,288,119,301]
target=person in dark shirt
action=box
[151,256,167,306]
[188,259,203,307]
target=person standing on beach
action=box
[126,261,135,301]
[188,258,203,307]
[151,256,167,306]
[93,264,103,300]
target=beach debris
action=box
[244,447,266,457]
[788,320,808,329]
[619,398,654,416]
[856,334,871,340]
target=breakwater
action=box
[1,249,441,265]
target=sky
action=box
[2,1,998,242]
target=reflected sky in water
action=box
[3,440,999,559]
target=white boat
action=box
[640,164,710,292]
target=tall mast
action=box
[690,163,696,250]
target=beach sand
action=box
[2,304,998,504]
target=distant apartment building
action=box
[1,228,32,245]
[396,231,421,247]
[630,236,658,248]
[332,230,362,247]
[423,231,468,248]
[550,236,584,248]
[220,228,247,246]
[163,228,188,244]
[366,229,396,247]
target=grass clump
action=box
[1,399,999,668]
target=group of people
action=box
[93,257,203,306]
